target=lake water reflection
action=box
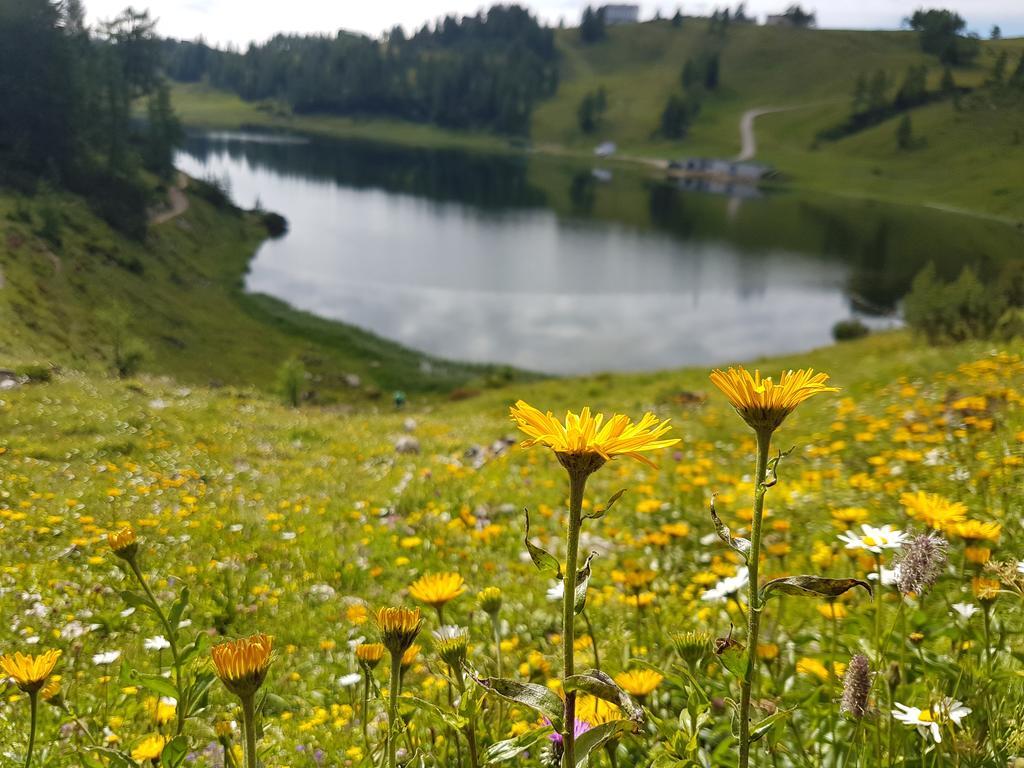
[176,132,1016,374]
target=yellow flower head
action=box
[614,668,663,698]
[0,649,61,693]
[477,586,503,616]
[40,677,62,703]
[376,607,423,655]
[355,642,386,669]
[131,734,168,762]
[900,492,968,530]
[509,400,678,471]
[401,643,421,668]
[709,367,838,433]
[950,520,1001,543]
[576,693,620,726]
[107,527,139,561]
[409,572,465,608]
[211,634,274,698]
[972,576,1000,603]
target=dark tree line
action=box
[162,5,558,135]
[0,0,180,236]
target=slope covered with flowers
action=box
[0,334,1022,766]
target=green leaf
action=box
[713,632,747,679]
[168,586,190,631]
[748,707,795,744]
[178,633,208,667]
[585,489,626,520]
[523,508,562,580]
[760,575,872,603]
[85,748,134,768]
[563,669,643,728]
[709,495,750,562]
[574,720,635,768]
[403,695,467,731]
[484,726,553,763]
[470,674,564,731]
[574,552,598,615]
[126,670,179,699]
[160,735,189,767]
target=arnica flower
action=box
[892,698,971,743]
[971,576,1000,603]
[509,400,678,471]
[211,634,274,698]
[893,533,947,596]
[0,649,61,693]
[433,626,469,669]
[131,734,168,762]
[107,526,139,562]
[408,573,465,609]
[477,586,503,616]
[840,654,871,719]
[376,607,423,656]
[709,367,838,433]
[614,668,663,698]
[838,524,907,554]
[950,519,1001,542]
[899,492,967,531]
[400,644,421,669]
[673,630,712,667]
[355,642,386,670]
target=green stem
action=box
[739,428,772,768]
[491,615,505,737]
[362,671,372,756]
[454,670,480,768]
[241,693,257,768]
[562,467,589,768]
[24,691,38,768]
[829,611,839,767]
[130,561,186,735]
[387,652,402,768]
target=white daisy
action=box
[951,602,978,620]
[892,698,971,743]
[838,524,907,554]
[546,582,564,602]
[1017,561,1024,575]
[338,673,362,688]
[92,650,122,666]
[701,567,749,603]
[144,635,171,651]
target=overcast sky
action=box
[85,0,1023,46]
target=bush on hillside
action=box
[832,318,870,341]
[903,263,1010,343]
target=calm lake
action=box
[176,131,1021,374]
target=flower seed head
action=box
[432,625,469,669]
[841,654,871,719]
[894,532,948,596]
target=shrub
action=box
[277,357,308,407]
[262,211,288,238]
[832,318,870,341]
[903,263,1007,343]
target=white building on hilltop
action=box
[600,4,640,24]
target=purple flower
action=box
[547,718,592,744]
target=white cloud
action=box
[84,0,1023,46]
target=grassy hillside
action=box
[169,22,1024,219]
[0,186,527,401]
[536,21,1024,219]
[1,327,1022,763]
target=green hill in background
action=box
[169,21,1024,220]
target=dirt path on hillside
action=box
[149,172,190,225]
[736,107,793,162]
